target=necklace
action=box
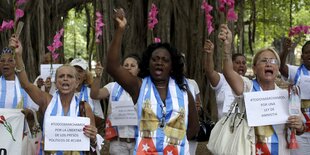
[156,86,166,89]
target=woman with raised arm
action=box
[9,36,101,155]
[106,9,199,154]
[203,40,247,119]
[90,54,140,155]
[221,24,304,155]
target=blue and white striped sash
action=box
[0,75,28,108]
[253,79,279,155]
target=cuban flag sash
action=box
[253,79,279,155]
[42,92,84,155]
[134,76,189,155]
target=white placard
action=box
[244,89,289,127]
[110,100,138,126]
[223,90,236,113]
[0,109,24,155]
[40,64,62,82]
[44,116,90,151]
[299,76,310,100]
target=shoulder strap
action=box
[79,101,86,117]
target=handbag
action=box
[196,107,215,142]
[207,96,255,155]
[22,109,42,155]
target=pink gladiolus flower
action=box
[0,20,14,31]
[15,9,24,18]
[47,28,64,61]
[95,11,105,44]
[47,45,55,52]
[15,9,24,21]
[148,3,159,30]
[154,37,161,43]
[201,0,214,35]
[227,8,238,22]
[289,25,310,37]
[218,0,238,21]
[16,0,27,6]
[52,52,59,60]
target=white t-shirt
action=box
[187,79,200,100]
[104,82,136,138]
[1,80,39,111]
[284,64,310,138]
[211,73,234,119]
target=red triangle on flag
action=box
[136,138,158,155]
[163,145,178,155]
[256,142,271,155]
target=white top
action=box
[187,78,200,100]
[284,64,310,137]
[1,80,39,110]
[104,82,136,138]
[211,73,234,119]
[242,76,290,155]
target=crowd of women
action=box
[1,8,310,155]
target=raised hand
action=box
[8,35,23,55]
[218,24,232,54]
[114,8,127,31]
[203,40,214,54]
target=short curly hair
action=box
[138,43,186,90]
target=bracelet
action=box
[15,65,25,73]
[90,139,97,147]
[296,123,306,135]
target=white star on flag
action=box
[167,150,174,155]
[106,123,110,128]
[256,148,264,155]
[142,143,150,151]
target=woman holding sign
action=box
[105,9,199,154]
[90,53,140,155]
[9,36,101,155]
[220,24,304,155]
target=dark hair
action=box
[232,53,246,61]
[138,43,186,90]
[122,53,141,66]
[302,41,310,54]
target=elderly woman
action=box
[0,47,38,110]
[220,24,304,155]
[105,9,199,154]
[9,36,100,154]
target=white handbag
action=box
[207,96,255,155]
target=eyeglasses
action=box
[257,58,278,65]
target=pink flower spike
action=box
[95,11,104,44]
[1,20,14,30]
[47,45,55,52]
[51,52,59,60]
[201,0,214,35]
[15,9,24,19]
[148,3,159,30]
[227,8,238,21]
[154,37,161,43]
